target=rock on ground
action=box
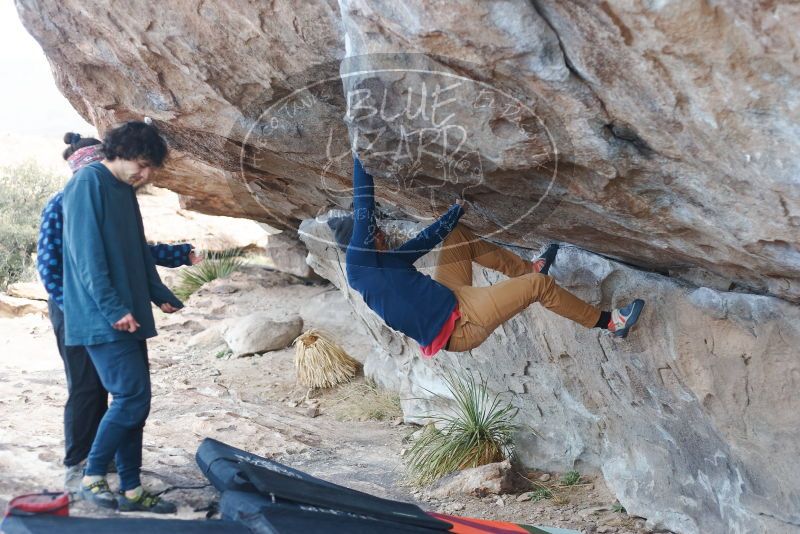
[222,312,303,357]
[0,294,48,318]
[264,231,320,279]
[6,283,47,301]
[427,460,514,498]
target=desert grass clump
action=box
[530,488,553,502]
[174,248,244,300]
[405,373,518,486]
[560,470,581,486]
[293,329,360,389]
[330,379,402,422]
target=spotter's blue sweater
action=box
[61,162,183,346]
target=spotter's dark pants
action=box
[48,299,108,468]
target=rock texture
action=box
[15,0,800,302]
[300,214,800,534]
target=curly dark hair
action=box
[62,132,101,160]
[102,121,168,167]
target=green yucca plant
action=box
[405,373,518,486]
[174,248,244,301]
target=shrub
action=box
[530,488,553,502]
[561,470,581,486]
[174,248,244,300]
[0,162,65,289]
[330,379,401,422]
[404,373,518,486]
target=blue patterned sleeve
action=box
[37,193,65,308]
[149,243,193,268]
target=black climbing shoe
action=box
[534,244,559,275]
[118,488,177,514]
[80,478,118,510]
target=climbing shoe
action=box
[118,487,177,514]
[609,299,645,338]
[534,244,559,275]
[79,478,117,510]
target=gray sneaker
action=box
[64,461,85,494]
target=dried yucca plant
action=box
[293,329,359,389]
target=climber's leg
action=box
[434,224,533,291]
[446,273,601,352]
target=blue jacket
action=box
[37,192,192,310]
[345,158,464,346]
[61,162,183,346]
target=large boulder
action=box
[264,232,320,279]
[15,0,800,302]
[299,214,800,534]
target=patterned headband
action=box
[67,144,103,173]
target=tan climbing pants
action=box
[434,224,601,352]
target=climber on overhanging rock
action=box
[330,156,646,357]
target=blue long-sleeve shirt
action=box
[37,192,192,310]
[61,162,183,346]
[345,158,464,346]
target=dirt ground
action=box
[0,262,662,534]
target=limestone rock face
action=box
[300,215,800,534]
[15,0,800,302]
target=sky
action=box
[0,0,94,138]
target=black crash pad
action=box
[220,490,447,534]
[196,438,450,531]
